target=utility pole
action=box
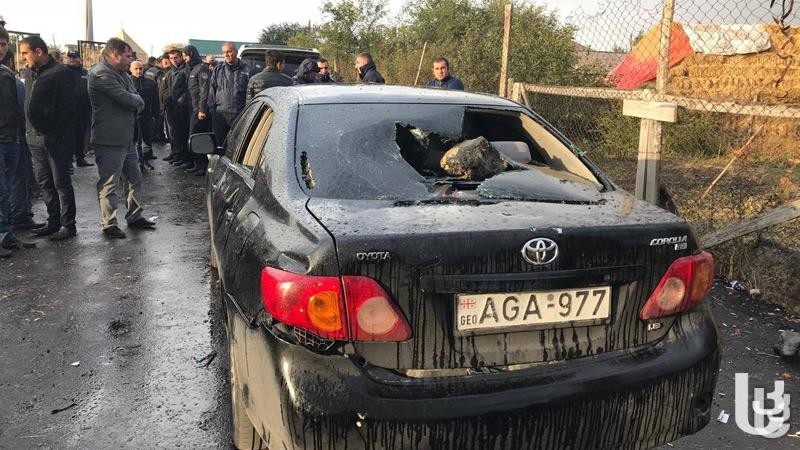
[85,0,94,41]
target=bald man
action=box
[130,60,157,171]
[207,42,252,144]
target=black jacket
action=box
[357,61,385,84]
[182,47,209,114]
[0,65,22,143]
[144,65,163,84]
[165,62,190,111]
[158,66,172,113]
[65,63,90,117]
[132,75,157,119]
[246,67,292,102]
[25,56,76,136]
[208,59,253,115]
[318,72,335,83]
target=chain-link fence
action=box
[78,39,106,68]
[514,0,800,313]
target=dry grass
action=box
[592,153,800,314]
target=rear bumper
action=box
[232,303,720,450]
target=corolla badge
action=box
[522,238,558,265]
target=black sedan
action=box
[190,85,720,450]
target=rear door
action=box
[208,103,262,269]
[219,102,276,313]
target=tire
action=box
[229,323,267,450]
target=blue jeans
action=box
[10,133,34,226]
[0,142,20,245]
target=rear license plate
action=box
[456,287,611,332]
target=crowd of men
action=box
[0,25,465,257]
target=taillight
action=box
[261,268,347,339]
[343,276,412,341]
[260,268,411,342]
[639,251,714,320]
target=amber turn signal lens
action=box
[690,258,713,301]
[307,291,343,332]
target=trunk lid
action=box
[307,192,697,371]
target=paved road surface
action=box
[1,145,798,449]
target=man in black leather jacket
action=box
[246,50,292,102]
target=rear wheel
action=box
[229,322,267,450]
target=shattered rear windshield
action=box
[295,104,603,203]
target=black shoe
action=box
[31,224,60,236]
[163,155,174,162]
[49,226,76,241]
[128,217,156,229]
[144,162,155,171]
[12,221,46,231]
[103,225,126,239]
[184,163,198,172]
[169,158,184,166]
[144,151,157,160]
[2,237,36,249]
[180,161,195,169]
[76,158,94,167]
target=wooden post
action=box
[499,3,512,97]
[634,0,675,204]
[414,42,428,86]
[511,82,521,104]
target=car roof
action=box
[238,44,320,55]
[277,84,520,107]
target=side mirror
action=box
[189,133,220,155]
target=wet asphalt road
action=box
[0,144,230,449]
[1,143,799,449]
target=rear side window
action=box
[295,104,604,203]
[224,102,263,160]
[237,108,274,170]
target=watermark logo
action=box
[735,372,791,438]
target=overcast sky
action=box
[2,0,795,55]
[2,0,598,55]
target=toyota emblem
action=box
[522,238,558,265]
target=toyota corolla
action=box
[190,85,720,450]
